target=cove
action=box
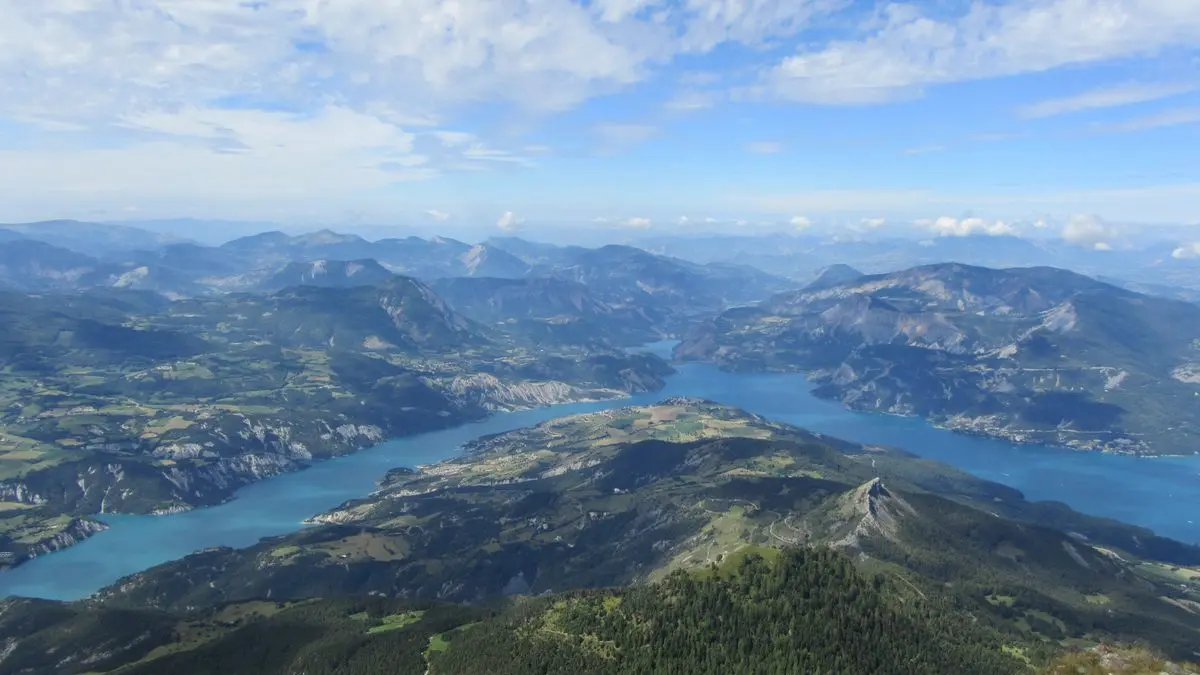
[3,352,1200,600]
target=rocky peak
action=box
[834,478,917,548]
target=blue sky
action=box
[0,0,1198,249]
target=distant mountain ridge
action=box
[677,262,1200,455]
[257,259,396,292]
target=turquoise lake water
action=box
[3,350,1199,600]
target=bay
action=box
[3,345,1199,600]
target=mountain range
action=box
[676,263,1200,455]
[0,228,794,337]
[0,278,673,571]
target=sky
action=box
[0,0,1198,248]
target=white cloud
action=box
[1098,106,1200,132]
[1016,82,1199,119]
[789,215,812,230]
[1061,213,1119,249]
[496,211,523,232]
[1172,242,1200,259]
[0,0,849,215]
[678,215,690,224]
[664,90,718,112]
[425,209,452,221]
[920,216,1016,237]
[746,141,784,154]
[756,1,1200,104]
[859,217,886,229]
[622,216,652,228]
[0,106,434,204]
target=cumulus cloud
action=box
[425,209,451,221]
[496,211,523,232]
[0,0,850,215]
[1172,242,1200,259]
[1061,214,1119,250]
[790,215,812,230]
[755,1,1200,104]
[1017,82,1199,119]
[621,217,652,228]
[920,216,1016,237]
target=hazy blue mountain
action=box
[543,244,794,312]
[0,220,186,256]
[257,259,396,292]
[804,263,864,290]
[431,276,666,346]
[0,239,102,291]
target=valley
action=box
[4,223,1200,675]
[20,400,1200,671]
[0,280,674,571]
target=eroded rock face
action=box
[832,478,917,549]
[2,517,108,570]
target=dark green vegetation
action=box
[433,548,1024,675]
[0,280,672,570]
[1,549,1031,675]
[0,595,487,675]
[677,263,1200,455]
[90,401,1200,659]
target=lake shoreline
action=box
[3,357,1200,601]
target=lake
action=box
[3,350,1200,600]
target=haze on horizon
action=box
[1,1,1198,250]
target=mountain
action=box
[257,259,396,292]
[1097,275,1200,304]
[804,263,864,290]
[216,232,531,281]
[121,242,247,276]
[0,546,1038,675]
[676,263,1200,455]
[0,282,672,570]
[431,276,666,346]
[219,229,377,265]
[454,243,530,278]
[540,245,794,329]
[172,277,483,352]
[88,401,1200,659]
[0,239,101,291]
[0,220,185,256]
[484,235,571,264]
